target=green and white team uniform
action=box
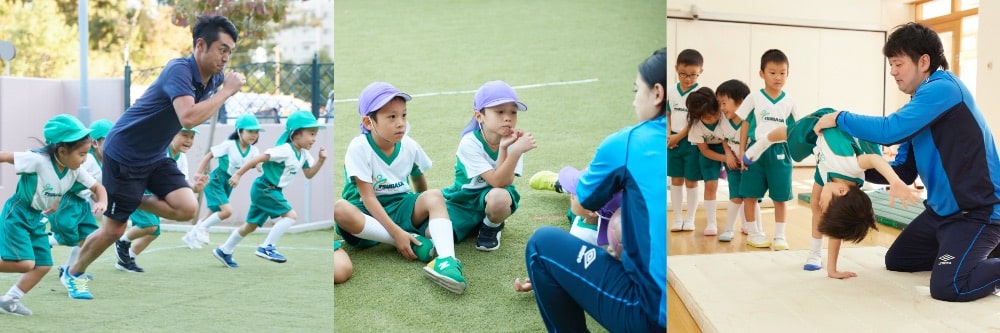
[49,150,103,246]
[667,82,702,180]
[813,134,866,186]
[131,149,189,236]
[720,118,746,198]
[444,131,522,240]
[246,142,314,226]
[205,140,260,212]
[687,119,727,181]
[735,89,800,200]
[0,152,96,266]
[337,134,432,248]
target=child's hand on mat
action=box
[828,270,857,279]
[92,200,107,215]
[888,180,922,208]
[228,174,242,187]
[514,277,533,292]
[393,230,419,260]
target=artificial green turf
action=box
[333,1,665,332]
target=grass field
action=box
[332,1,665,332]
[0,230,336,332]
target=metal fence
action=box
[124,54,334,124]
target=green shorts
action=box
[740,143,793,201]
[204,169,234,212]
[246,178,293,226]
[336,192,428,249]
[444,185,520,241]
[130,209,161,237]
[725,167,746,199]
[0,198,52,266]
[668,134,701,180]
[698,143,725,181]
[49,194,99,246]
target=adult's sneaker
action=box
[213,248,239,268]
[423,256,468,294]
[61,273,94,300]
[57,266,92,281]
[410,233,436,262]
[255,244,287,263]
[0,297,32,316]
[529,171,562,193]
[475,222,504,252]
[114,240,132,264]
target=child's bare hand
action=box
[510,132,537,154]
[92,200,107,215]
[514,277,533,292]
[888,181,922,208]
[394,231,419,261]
[828,270,858,279]
[668,134,682,149]
[499,129,522,150]
[318,147,327,159]
[228,174,241,187]
[725,152,738,170]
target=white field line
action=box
[334,78,600,103]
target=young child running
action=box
[213,111,326,267]
[744,108,921,278]
[714,79,759,241]
[684,87,729,236]
[50,119,113,280]
[668,49,706,232]
[182,114,262,249]
[115,128,206,273]
[444,80,536,251]
[0,114,107,314]
[333,82,466,294]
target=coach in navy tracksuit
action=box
[815,22,1000,302]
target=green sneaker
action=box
[529,170,561,192]
[410,233,436,262]
[423,256,467,294]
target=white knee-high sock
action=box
[220,229,244,254]
[354,215,395,244]
[774,222,786,238]
[427,218,455,258]
[725,202,741,231]
[5,285,24,299]
[684,187,699,221]
[263,217,295,246]
[670,186,683,221]
[810,237,822,253]
[197,213,223,230]
[64,246,81,268]
[704,200,717,227]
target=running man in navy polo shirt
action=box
[62,15,246,299]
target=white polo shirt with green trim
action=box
[13,151,96,211]
[342,134,431,202]
[260,143,314,189]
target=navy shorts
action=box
[102,155,189,223]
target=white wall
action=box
[977,1,1000,138]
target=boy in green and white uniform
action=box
[214,111,327,267]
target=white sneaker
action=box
[804,251,822,271]
[181,231,202,250]
[773,236,789,251]
[193,227,210,244]
[671,220,684,232]
[703,222,718,236]
[746,232,771,248]
[718,230,735,242]
[681,219,695,231]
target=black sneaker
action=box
[475,222,504,252]
[115,260,144,273]
[114,240,132,264]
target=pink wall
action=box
[0,76,334,224]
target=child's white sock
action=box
[427,218,455,258]
[263,217,295,247]
[197,213,223,230]
[725,201,740,231]
[775,222,786,238]
[810,237,822,253]
[482,217,503,228]
[65,246,81,268]
[746,221,759,234]
[49,233,59,247]
[5,285,24,299]
[684,187,699,222]
[704,200,717,227]
[569,216,599,245]
[355,215,395,244]
[670,186,684,222]
[220,229,244,254]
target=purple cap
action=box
[357,82,411,134]
[461,80,527,137]
[558,166,583,195]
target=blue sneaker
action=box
[213,248,239,268]
[57,266,92,280]
[61,273,94,300]
[804,251,822,271]
[255,245,287,263]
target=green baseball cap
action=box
[235,114,264,131]
[181,128,201,134]
[277,110,325,144]
[44,114,92,145]
[89,119,114,140]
